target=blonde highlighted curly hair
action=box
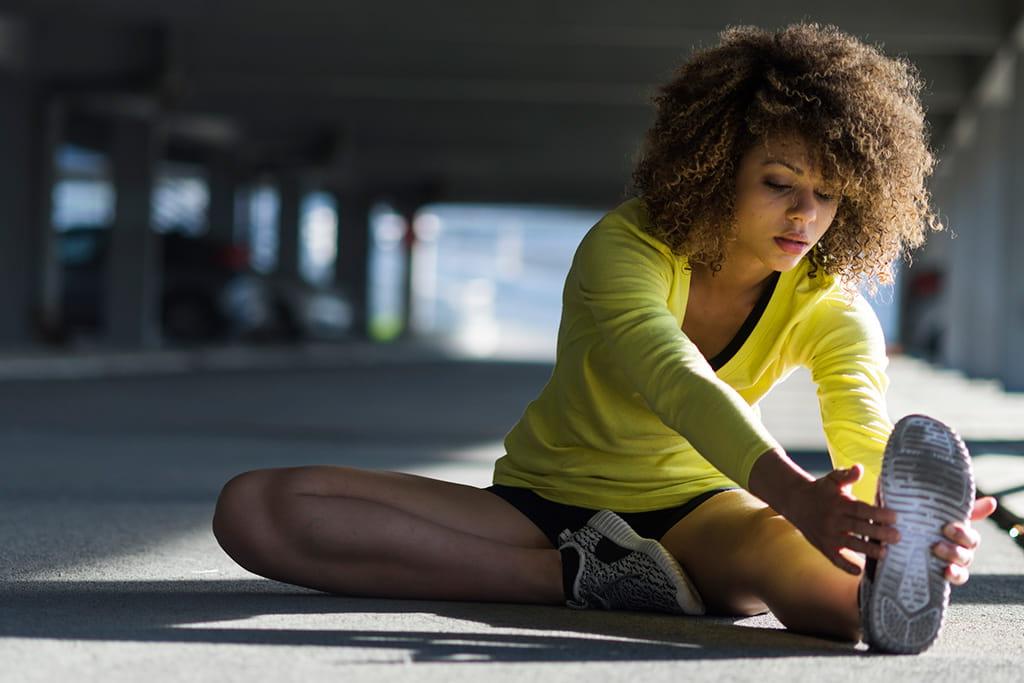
[631,23,941,296]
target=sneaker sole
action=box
[586,509,705,615]
[864,414,975,654]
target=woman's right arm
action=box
[747,447,899,574]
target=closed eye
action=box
[765,180,836,203]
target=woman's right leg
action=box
[659,489,862,640]
[212,465,564,604]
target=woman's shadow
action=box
[0,578,872,663]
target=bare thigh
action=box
[660,488,860,637]
[264,465,552,548]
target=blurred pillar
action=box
[944,104,1009,379]
[206,147,237,244]
[277,172,302,282]
[971,104,1007,379]
[392,199,421,340]
[107,115,163,348]
[31,97,66,344]
[1005,52,1024,391]
[942,144,970,372]
[0,72,37,347]
[333,189,372,338]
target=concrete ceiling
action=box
[1,0,1021,207]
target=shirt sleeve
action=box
[573,218,782,489]
[798,292,894,503]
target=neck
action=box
[690,259,776,301]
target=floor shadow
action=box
[967,441,1024,456]
[0,580,865,662]
[947,573,1024,605]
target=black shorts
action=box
[485,484,736,548]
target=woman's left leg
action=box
[659,489,862,641]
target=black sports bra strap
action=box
[708,270,781,371]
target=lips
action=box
[774,236,808,255]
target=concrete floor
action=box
[1,346,1022,681]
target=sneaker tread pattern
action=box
[864,414,975,654]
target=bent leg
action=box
[212,465,563,604]
[660,489,861,641]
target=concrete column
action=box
[333,190,372,338]
[277,172,302,281]
[904,178,952,361]
[1004,53,1024,391]
[0,73,36,347]
[206,147,237,244]
[942,147,972,371]
[392,200,420,340]
[30,97,65,344]
[107,115,162,348]
[944,104,1010,379]
[969,104,1008,379]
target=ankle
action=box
[559,546,580,602]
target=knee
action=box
[212,469,283,573]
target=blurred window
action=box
[153,162,209,235]
[241,183,280,274]
[410,203,602,358]
[52,144,115,230]
[300,192,338,286]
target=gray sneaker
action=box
[860,414,975,654]
[557,509,704,615]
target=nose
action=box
[786,188,818,224]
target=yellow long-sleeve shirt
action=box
[493,197,893,510]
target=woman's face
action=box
[730,134,839,275]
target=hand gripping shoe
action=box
[860,414,975,654]
[557,509,704,615]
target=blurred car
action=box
[58,226,274,342]
[58,226,353,344]
[254,275,354,342]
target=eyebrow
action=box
[762,159,805,175]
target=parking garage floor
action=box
[1,343,1022,681]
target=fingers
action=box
[943,521,981,550]
[844,517,900,544]
[843,534,887,560]
[828,464,863,486]
[934,520,980,589]
[945,563,969,586]
[970,496,998,522]
[845,499,898,526]
[829,549,862,576]
[932,540,972,568]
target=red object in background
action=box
[910,270,943,298]
[216,245,250,272]
[402,218,416,249]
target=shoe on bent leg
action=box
[860,414,976,654]
[557,509,704,615]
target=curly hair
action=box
[631,23,941,296]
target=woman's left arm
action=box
[797,291,996,584]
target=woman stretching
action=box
[212,24,996,653]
